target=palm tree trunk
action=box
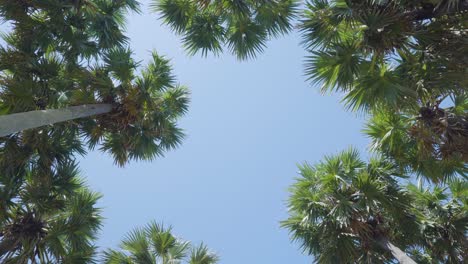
[0,104,113,137]
[375,236,416,264]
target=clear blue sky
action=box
[80,1,370,263]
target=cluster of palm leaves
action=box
[160,1,468,260]
[407,181,468,263]
[300,0,467,179]
[153,0,299,59]
[0,0,466,263]
[0,0,208,262]
[282,149,416,263]
[103,222,219,264]
[281,0,468,262]
[282,149,467,263]
[0,0,301,261]
[0,160,102,263]
[0,0,190,166]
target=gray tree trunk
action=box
[0,104,113,137]
[376,236,417,264]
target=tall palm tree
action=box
[282,148,419,263]
[0,1,189,166]
[1,50,189,166]
[103,222,219,264]
[0,161,102,263]
[152,0,299,60]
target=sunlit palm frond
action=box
[189,243,219,264]
[300,0,357,50]
[305,41,364,93]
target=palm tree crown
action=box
[0,161,102,263]
[0,0,190,166]
[103,222,219,264]
[282,148,419,263]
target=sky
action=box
[79,1,370,263]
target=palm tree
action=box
[103,222,219,264]
[0,1,189,166]
[152,0,299,60]
[298,0,468,182]
[1,50,189,166]
[0,161,102,263]
[282,148,419,263]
